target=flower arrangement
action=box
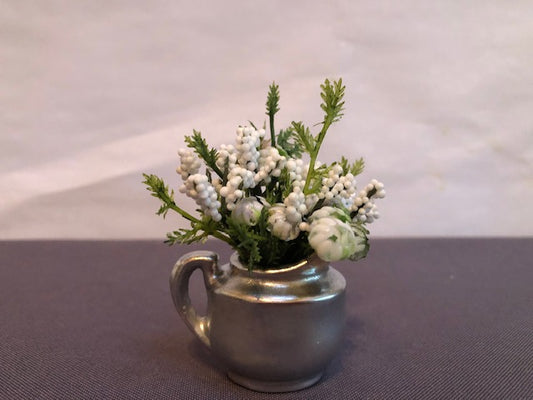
[143,78,385,270]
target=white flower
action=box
[351,179,385,223]
[219,166,255,210]
[176,148,201,180]
[254,147,286,184]
[216,144,237,170]
[283,187,307,224]
[308,216,363,262]
[267,205,300,240]
[180,174,222,222]
[309,206,351,223]
[235,126,262,171]
[231,197,267,226]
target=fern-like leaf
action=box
[184,130,224,178]
[320,78,345,126]
[266,82,280,146]
[291,121,315,153]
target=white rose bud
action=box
[267,205,300,241]
[231,197,267,226]
[308,206,351,224]
[308,214,365,262]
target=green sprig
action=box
[142,173,199,222]
[184,130,224,178]
[142,173,234,246]
[291,121,315,154]
[339,156,365,176]
[266,82,280,146]
[303,78,346,194]
[276,127,303,158]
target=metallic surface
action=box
[170,251,346,392]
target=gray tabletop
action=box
[1,239,532,399]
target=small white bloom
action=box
[351,180,385,223]
[182,173,222,222]
[176,148,202,180]
[309,206,351,223]
[308,216,364,262]
[267,205,300,240]
[231,197,267,226]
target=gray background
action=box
[1,239,531,399]
[1,1,532,238]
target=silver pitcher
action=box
[170,250,346,392]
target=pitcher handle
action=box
[170,251,223,348]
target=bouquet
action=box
[143,78,385,269]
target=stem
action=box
[350,187,377,219]
[168,202,200,223]
[269,113,276,146]
[171,201,234,246]
[303,121,331,193]
[209,163,225,181]
[210,230,235,246]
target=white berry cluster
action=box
[235,126,264,171]
[215,144,237,170]
[267,186,308,240]
[179,174,222,221]
[219,166,255,210]
[218,126,286,211]
[285,158,308,188]
[319,164,357,208]
[176,148,201,180]
[267,205,300,240]
[255,147,285,184]
[267,158,317,237]
[352,179,386,223]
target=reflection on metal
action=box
[170,251,346,392]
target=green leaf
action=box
[184,130,224,178]
[349,222,370,261]
[339,156,365,176]
[304,164,328,195]
[226,217,263,269]
[350,157,365,176]
[266,82,280,116]
[320,78,345,126]
[276,127,303,158]
[303,78,345,194]
[266,82,280,146]
[291,121,315,154]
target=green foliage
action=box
[184,130,223,178]
[226,217,263,268]
[143,173,234,246]
[278,167,294,199]
[266,82,280,146]
[339,156,365,176]
[266,82,280,116]
[320,78,345,126]
[143,78,374,270]
[304,164,328,195]
[291,121,316,154]
[302,78,346,194]
[142,173,173,217]
[349,222,370,261]
[142,173,198,222]
[165,216,226,245]
[166,225,206,245]
[276,128,303,158]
